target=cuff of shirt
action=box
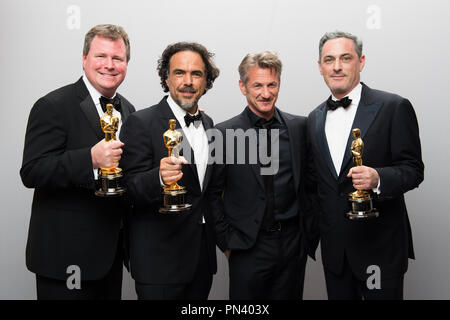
[372,178,381,194]
[159,170,165,188]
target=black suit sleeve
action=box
[120,113,162,206]
[205,126,232,252]
[20,97,95,189]
[303,119,320,259]
[375,98,424,199]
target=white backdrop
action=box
[1,0,449,299]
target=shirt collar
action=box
[331,82,362,107]
[246,106,282,127]
[82,75,116,106]
[166,94,200,128]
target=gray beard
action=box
[176,97,198,113]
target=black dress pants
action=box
[229,220,306,300]
[134,225,213,300]
[324,254,404,300]
[36,233,124,300]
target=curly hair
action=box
[157,42,220,94]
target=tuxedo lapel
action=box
[117,93,131,121]
[158,97,174,128]
[280,110,301,193]
[76,79,104,141]
[239,109,265,191]
[201,113,213,194]
[314,103,338,179]
[339,85,383,179]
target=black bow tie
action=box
[326,96,352,111]
[184,112,202,128]
[255,117,275,129]
[99,96,122,113]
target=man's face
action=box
[239,67,280,120]
[318,37,365,99]
[165,50,207,113]
[83,36,128,98]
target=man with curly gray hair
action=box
[120,42,219,300]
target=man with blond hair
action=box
[208,51,318,299]
[21,24,135,299]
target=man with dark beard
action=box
[120,42,220,299]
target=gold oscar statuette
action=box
[95,104,126,197]
[346,128,379,220]
[159,119,192,213]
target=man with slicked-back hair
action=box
[308,30,423,300]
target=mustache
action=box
[331,72,346,76]
[178,86,197,93]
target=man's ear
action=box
[238,80,247,96]
[318,60,324,76]
[359,54,366,72]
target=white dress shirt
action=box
[325,83,361,176]
[324,83,380,192]
[82,75,122,179]
[82,75,122,132]
[166,95,209,191]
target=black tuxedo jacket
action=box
[119,96,217,285]
[307,83,424,280]
[20,77,135,281]
[207,108,319,259]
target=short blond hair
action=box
[238,51,282,84]
[83,24,130,62]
